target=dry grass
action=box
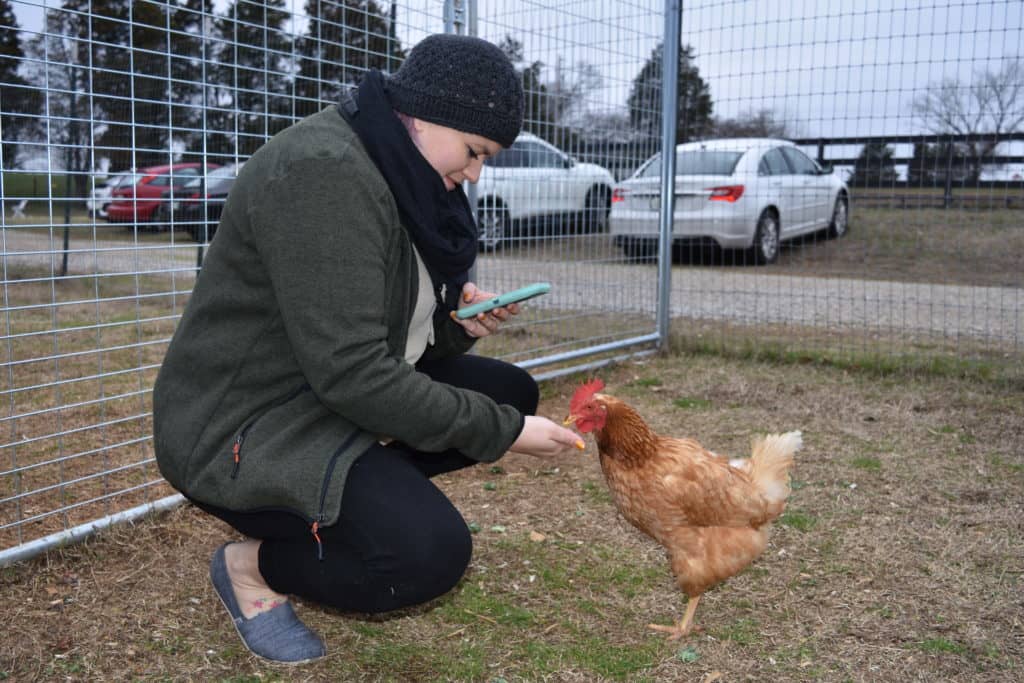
[2,352,1022,682]
[500,204,1024,288]
[1,201,1021,680]
[0,268,184,549]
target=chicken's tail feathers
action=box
[749,430,802,505]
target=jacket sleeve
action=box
[419,307,477,362]
[250,154,522,461]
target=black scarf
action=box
[338,70,476,309]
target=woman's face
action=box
[405,118,502,191]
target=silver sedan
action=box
[609,138,850,264]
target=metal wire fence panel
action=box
[655,1,1023,377]
[468,0,666,373]
[2,0,1023,563]
[0,0,457,560]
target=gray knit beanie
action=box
[385,34,524,148]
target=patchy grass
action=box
[2,350,1021,681]
[673,396,712,410]
[498,204,1024,288]
[779,510,818,532]
[851,456,882,472]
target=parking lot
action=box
[2,224,1020,345]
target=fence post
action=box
[943,140,954,209]
[656,1,681,351]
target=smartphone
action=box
[454,282,551,320]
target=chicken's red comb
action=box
[569,378,605,413]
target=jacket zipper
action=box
[230,383,310,479]
[311,431,363,561]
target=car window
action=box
[521,141,566,168]
[676,150,742,175]
[207,165,241,181]
[151,168,201,186]
[760,148,792,176]
[637,153,662,178]
[484,143,526,168]
[780,147,819,175]
[636,150,742,178]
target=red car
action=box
[104,163,218,223]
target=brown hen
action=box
[565,378,801,639]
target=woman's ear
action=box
[395,111,419,136]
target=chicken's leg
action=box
[647,595,702,640]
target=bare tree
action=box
[911,58,1024,175]
[712,108,789,139]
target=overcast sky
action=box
[11,0,1024,141]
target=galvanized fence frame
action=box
[0,0,673,565]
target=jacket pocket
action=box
[203,387,376,533]
[230,383,310,478]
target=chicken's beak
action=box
[563,413,578,426]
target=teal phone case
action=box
[454,282,551,319]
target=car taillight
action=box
[707,185,744,202]
[612,187,628,203]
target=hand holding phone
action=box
[454,282,550,320]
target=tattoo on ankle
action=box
[252,597,286,610]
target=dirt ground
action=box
[2,351,1022,682]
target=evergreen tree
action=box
[294,0,404,120]
[19,3,98,182]
[499,36,550,137]
[0,0,38,168]
[627,42,712,145]
[497,35,599,148]
[907,142,975,187]
[207,0,293,157]
[167,0,217,162]
[127,0,183,168]
[62,0,132,170]
[851,142,897,187]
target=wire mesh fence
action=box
[1,0,1022,563]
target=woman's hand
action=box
[450,282,520,338]
[509,416,585,458]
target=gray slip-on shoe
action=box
[209,543,326,664]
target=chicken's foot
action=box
[647,595,701,641]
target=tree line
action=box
[1,0,782,182]
[1,0,1020,190]
[1,0,403,181]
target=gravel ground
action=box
[3,229,1021,346]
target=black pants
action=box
[195,353,538,613]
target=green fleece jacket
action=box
[152,106,523,531]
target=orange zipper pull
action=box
[310,521,323,561]
[230,437,242,479]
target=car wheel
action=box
[583,186,611,233]
[151,203,171,231]
[190,222,216,243]
[828,195,849,238]
[749,211,780,265]
[621,237,658,263]
[477,200,509,251]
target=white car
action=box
[86,171,136,218]
[609,138,850,264]
[475,132,616,249]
